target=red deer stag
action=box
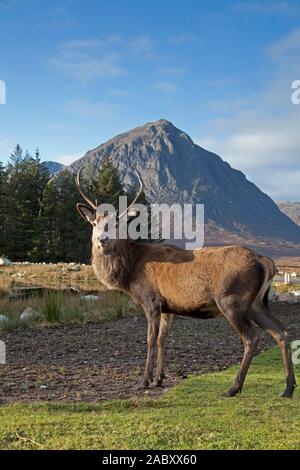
[76,166,296,397]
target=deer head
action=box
[76,165,143,255]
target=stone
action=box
[0,257,12,266]
[11,271,26,278]
[81,295,101,301]
[0,314,9,324]
[277,292,296,303]
[62,263,81,272]
[20,307,45,322]
[69,264,81,272]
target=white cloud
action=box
[49,35,158,82]
[66,99,118,117]
[258,168,300,201]
[169,33,196,46]
[155,81,177,94]
[49,39,125,82]
[196,27,300,201]
[233,1,300,15]
[128,37,156,59]
[54,153,82,166]
[266,27,300,63]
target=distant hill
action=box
[44,161,64,174]
[68,119,300,256]
[277,202,300,226]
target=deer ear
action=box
[76,203,96,224]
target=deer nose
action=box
[98,234,108,245]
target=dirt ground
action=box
[0,303,299,404]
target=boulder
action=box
[81,295,101,302]
[11,271,26,278]
[0,257,12,266]
[20,307,45,322]
[62,263,81,272]
[68,263,81,272]
[0,314,9,324]
[277,292,296,303]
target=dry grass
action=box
[0,263,100,292]
[273,283,300,294]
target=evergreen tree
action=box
[38,170,90,262]
[0,147,155,263]
[4,146,50,261]
[89,156,125,208]
[0,162,6,255]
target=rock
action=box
[62,263,81,272]
[277,292,296,303]
[292,290,300,297]
[0,314,9,324]
[0,257,12,266]
[11,271,26,278]
[69,264,81,272]
[20,307,45,322]
[81,295,101,301]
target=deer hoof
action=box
[153,378,163,387]
[135,379,150,390]
[223,387,240,397]
[281,389,294,398]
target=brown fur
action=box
[77,197,296,397]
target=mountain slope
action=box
[69,119,300,252]
[44,161,64,174]
[277,202,300,226]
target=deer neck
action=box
[92,240,136,291]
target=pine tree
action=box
[0,162,6,255]
[4,147,50,261]
[38,170,90,262]
[89,156,126,208]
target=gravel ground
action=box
[0,303,299,404]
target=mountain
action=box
[44,161,64,174]
[277,202,300,226]
[69,119,300,255]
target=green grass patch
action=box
[0,347,299,450]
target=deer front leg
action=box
[154,313,173,387]
[141,307,161,389]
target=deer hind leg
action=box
[154,313,173,387]
[218,298,261,397]
[141,307,161,389]
[250,303,296,398]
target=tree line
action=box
[0,145,143,263]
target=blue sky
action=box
[0,0,300,200]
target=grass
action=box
[0,290,143,332]
[273,283,300,294]
[0,263,100,293]
[0,347,299,450]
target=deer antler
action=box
[118,170,144,220]
[75,165,97,210]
